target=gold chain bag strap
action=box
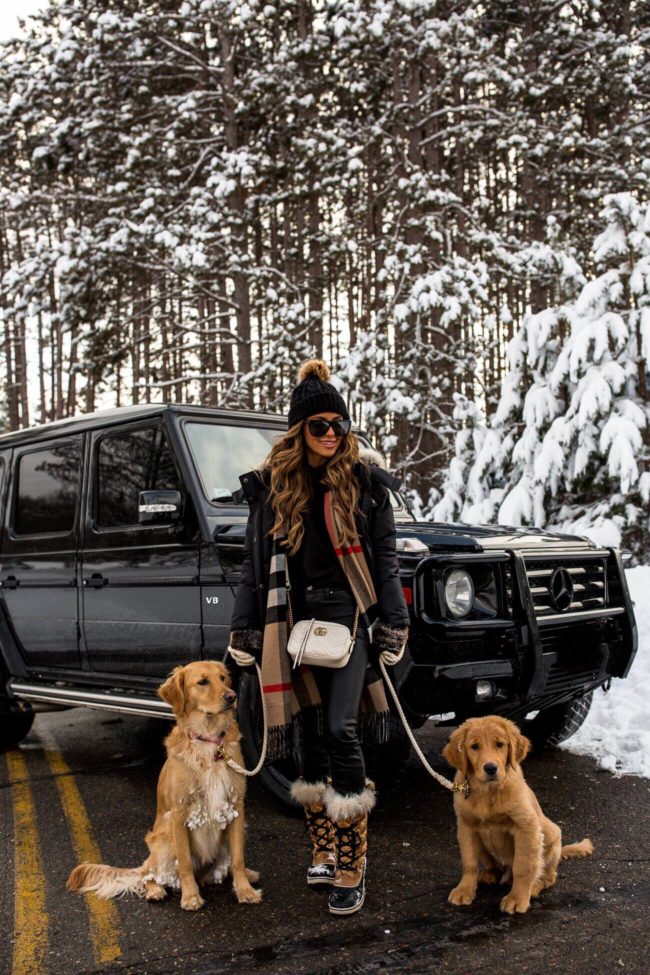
[286,564,360,670]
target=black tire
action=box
[237,673,413,811]
[524,692,593,750]
[0,700,35,751]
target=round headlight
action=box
[444,569,475,619]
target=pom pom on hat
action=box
[298,359,331,383]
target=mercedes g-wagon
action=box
[0,404,637,807]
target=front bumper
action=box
[397,546,637,720]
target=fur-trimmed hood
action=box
[358,445,388,470]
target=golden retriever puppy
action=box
[67,660,261,910]
[443,716,592,915]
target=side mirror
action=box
[211,487,235,503]
[138,490,182,525]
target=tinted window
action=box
[184,423,278,501]
[14,442,81,535]
[96,426,181,528]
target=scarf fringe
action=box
[266,706,390,765]
[267,705,324,763]
[359,707,391,746]
[267,723,294,764]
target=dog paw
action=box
[181,891,205,911]
[145,881,167,902]
[245,868,260,883]
[500,892,530,914]
[478,869,500,886]
[448,884,476,906]
[235,883,263,904]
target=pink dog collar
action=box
[189,731,226,761]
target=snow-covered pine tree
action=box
[549,191,650,555]
[1,0,648,536]
[436,188,650,557]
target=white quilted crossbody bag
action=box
[285,565,359,669]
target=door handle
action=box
[1,576,19,589]
[83,574,108,588]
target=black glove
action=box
[227,628,263,669]
[372,622,408,666]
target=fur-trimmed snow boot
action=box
[324,781,375,915]
[291,779,337,886]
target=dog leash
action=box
[223,663,269,778]
[379,658,469,798]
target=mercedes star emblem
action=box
[549,567,574,612]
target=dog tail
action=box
[560,838,594,860]
[67,862,147,899]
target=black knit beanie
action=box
[287,359,350,428]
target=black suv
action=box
[0,405,638,806]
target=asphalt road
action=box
[2,707,649,975]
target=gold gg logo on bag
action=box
[314,626,328,636]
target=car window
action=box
[14,441,81,535]
[183,422,278,501]
[96,426,181,528]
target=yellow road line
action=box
[6,748,49,975]
[43,746,122,965]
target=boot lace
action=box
[337,825,361,872]
[305,808,333,853]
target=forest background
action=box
[1,0,648,557]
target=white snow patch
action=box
[553,515,622,549]
[560,566,650,778]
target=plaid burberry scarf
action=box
[260,489,390,762]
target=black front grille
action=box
[538,619,609,697]
[544,663,601,695]
[524,556,607,618]
[538,621,604,653]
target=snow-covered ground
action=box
[560,565,650,778]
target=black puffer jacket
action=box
[229,458,410,658]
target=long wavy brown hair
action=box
[261,420,368,556]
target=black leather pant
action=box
[300,586,369,797]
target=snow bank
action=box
[560,565,650,778]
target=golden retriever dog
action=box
[67,660,261,910]
[443,716,592,914]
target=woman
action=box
[227,359,409,916]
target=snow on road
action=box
[561,565,650,778]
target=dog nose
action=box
[224,690,237,704]
[484,763,498,776]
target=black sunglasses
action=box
[306,418,352,438]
